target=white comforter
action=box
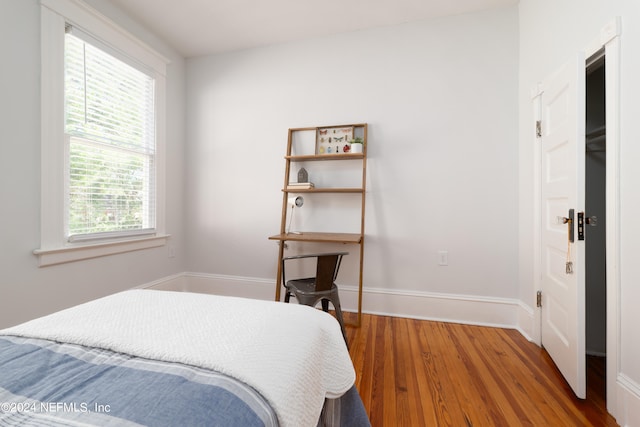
[1,289,356,427]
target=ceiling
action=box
[109,0,518,58]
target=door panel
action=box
[539,54,586,399]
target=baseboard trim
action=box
[145,272,523,330]
[138,272,188,291]
[516,300,538,343]
[616,374,640,427]
[344,285,519,329]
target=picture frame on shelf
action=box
[316,126,354,155]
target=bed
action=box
[0,289,370,426]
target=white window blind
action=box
[64,28,156,241]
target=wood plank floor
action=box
[343,312,618,427]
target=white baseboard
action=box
[516,300,538,344]
[616,374,640,427]
[145,272,524,330]
[183,272,275,300]
[137,273,188,291]
[143,272,275,300]
[345,286,520,329]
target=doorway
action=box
[535,18,620,416]
[585,51,607,402]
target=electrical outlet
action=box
[168,245,176,258]
[438,250,448,266]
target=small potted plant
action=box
[351,137,364,153]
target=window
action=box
[65,29,156,241]
[36,0,169,266]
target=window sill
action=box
[33,234,170,267]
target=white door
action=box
[538,54,586,399]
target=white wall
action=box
[518,0,640,423]
[0,0,186,328]
[185,7,520,320]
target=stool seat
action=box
[282,252,348,344]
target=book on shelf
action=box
[286,182,314,190]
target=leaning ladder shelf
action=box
[269,123,368,327]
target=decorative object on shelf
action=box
[297,167,308,183]
[287,182,314,190]
[350,137,364,154]
[286,195,304,234]
[316,126,354,155]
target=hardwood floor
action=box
[343,312,618,427]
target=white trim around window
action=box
[36,0,170,267]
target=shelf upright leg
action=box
[275,241,285,301]
[357,239,364,327]
[274,128,295,301]
[356,124,368,327]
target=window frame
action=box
[36,0,169,267]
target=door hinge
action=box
[535,120,542,138]
[536,290,542,307]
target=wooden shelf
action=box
[286,153,365,162]
[271,123,368,327]
[283,188,364,194]
[269,232,362,244]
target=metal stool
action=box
[282,252,348,344]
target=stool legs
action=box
[329,293,348,345]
